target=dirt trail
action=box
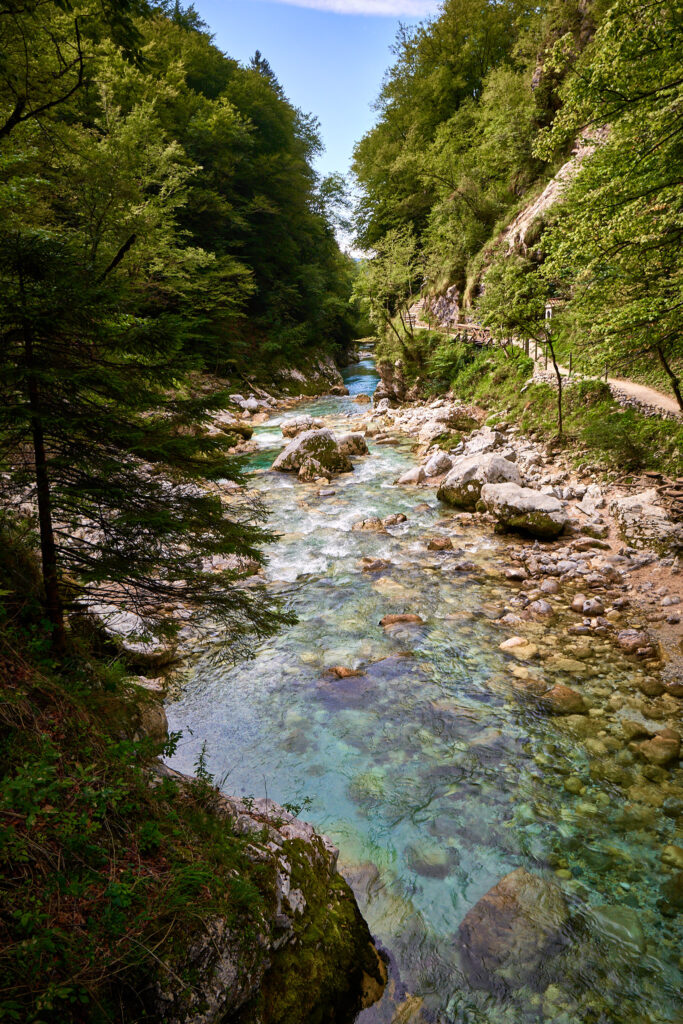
[516,339,682,416]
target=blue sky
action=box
[191,0,441,179]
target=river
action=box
[166,357,682,1024]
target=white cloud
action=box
[258,0,440,16]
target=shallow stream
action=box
[167,359,683,1024]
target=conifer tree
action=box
[0,18,288,657]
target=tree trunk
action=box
[19,270,66,654]
[547,335,563,436]
[656,345,683,411]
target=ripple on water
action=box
[167,379,683,1024]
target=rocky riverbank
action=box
[162,372,683,1024]
[252,392,683,1021]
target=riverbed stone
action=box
[424,451,453,477]
[610,489,683,555]
[397,466,427,486]
[480,483,569,539]
[540,684,587,715]
[638,729,681,766]
[658,872,683,916]
[380,613,424,627]
[281,416,324,438]
[500,636,539,661]
[457,867,570,993]
[337,432,369,456]
[589,905,646,954]
[427,537,453,551]
[405,841,458,879]
[616,629,651,654]
[661,845,683,870]
[352,517,387,532]
[437,454,521,510]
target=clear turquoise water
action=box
[166,363,683,1024]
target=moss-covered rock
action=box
[272,429,354,478]
[152,776,385,1024]
[479,482,568,538]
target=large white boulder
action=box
[609,489,683,555]
[437,454,521,509]
[282,416,325,438]
[480,482,568,538]
[397,465,426,486]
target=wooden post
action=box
[544,347,548,370]
[569,352,572,378]
[524,338,529,356]
[604,363,608,382]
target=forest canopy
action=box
[352,0,683,407]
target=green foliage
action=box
[538,0,683,409]
[352,227,422,352]
[353,0,683,417]
[0,539,274,1023]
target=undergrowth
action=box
[0,519,271,1024]
[400,338,683,477]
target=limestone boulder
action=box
[424,451,453,477]
[397,465,426,486]
[610,489,683,555]
[281,416,325,438]
[83,603,177,668]
[539,684,587,715]
[336,432,369,457]
[480,483,568,539]
[272,429,353,478]
[437,454,521,510]
[457,868,569,993]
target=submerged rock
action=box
[637,729,681,767]
[480,483,568,539]
[539,684,587,715]
[457,867,570,993]
[405,841,459,879]
[437,454,521,510]
[380,613,424,626]
[589,905,646,954]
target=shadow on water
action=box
[166,353,683,1024]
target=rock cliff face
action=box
[151,764,386,1024]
